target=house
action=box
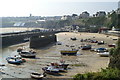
[61,15,72,20]
[96,11,106,17]
[79,11,90,18]
[99,27,110,33]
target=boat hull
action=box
[19,52,36,58]
[97,52,109,57]
[42,67,59,75]
[31,72,44,79]
[6,57,23,65]
[60,50,77,55]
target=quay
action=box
[0,30,67,48]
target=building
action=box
[99,27,110,33]
[79,11,90,18]
[72,14,79,20]
[61,15,72,20]
[116,8,120,14]
[96,11,106,17]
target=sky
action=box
[0,0,119,17]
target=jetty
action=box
[0,30,67,48]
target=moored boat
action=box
[60,50,78,55]
[42,67,59,75]
[70,37,77,40]
[108,44,116,47]
[81,45,92,50]
[17,48,23,52]
[30,72,45,79]
[95,48,108,52]
[19,51,36,58]
[97,52,109,57]
[6,57,24,65]
[97,41,104,45]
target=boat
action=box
[113,38,118,40]
[23,38,30,42]
[30,72,45,79]
[97,52,109,57]
[6,57,24,65]
[19,51,36,58]
[59,64,69,70]
[70,37,77,40]
[42,67,59,75]
[17,48,23,52]
[94,48,108,52]
[81,45,92,50]
[97,41,104,45]
[56,41,62,45]
[48,62,69,71]
[91,40,98,43]
[108,44,116,47]
[60,49,78,55]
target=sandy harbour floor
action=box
[0,32,119,79]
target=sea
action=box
[0,27,46,34]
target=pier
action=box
[0,31,66,48]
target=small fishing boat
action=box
[113,38,118,40]
[95,48,108,52]
[23,38,30,42]
[17,48,23,52]
[19,51,36,58]
[60,49,78,55]
[91,40,98,43]
[59,64,69,70]
[56,41,62,45]
[97,52,109,57]
[6,57,23,65]
[81,45,92,50]
[48,62,69,71]
[30,72,45,79]
[71,37,77,40]
[97,41,104,45]
[42,67,59,75]
[108,44,116,47]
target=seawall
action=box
[30,34,57,48]
[1,31,63,48]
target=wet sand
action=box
[0,32,119,78]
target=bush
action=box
[73,68,120,80]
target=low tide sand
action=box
[0,32,119,78]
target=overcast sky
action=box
[0,0,119,17]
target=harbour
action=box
[0,32,118,79]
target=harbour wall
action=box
[30,34,57,48]
[1,31,66,48]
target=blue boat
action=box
[81,45,92,50]
[6,57,23,65]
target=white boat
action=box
[97,52,109,57]
[30,72,45,79]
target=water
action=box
[0,27,46,34]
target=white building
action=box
[61,15,72,20]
